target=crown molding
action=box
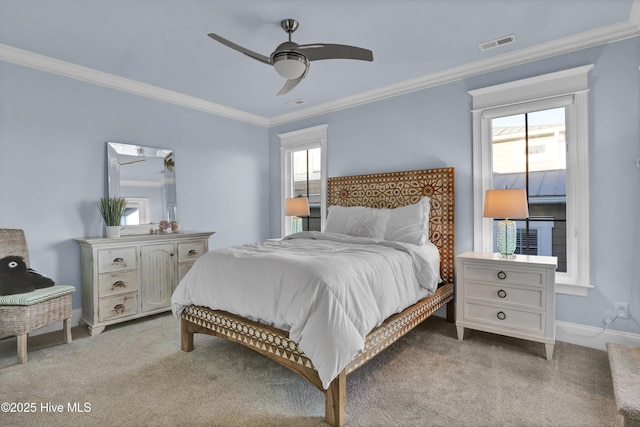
[267,18,640,127]
[1,13,639,129]
[0,43,270,127]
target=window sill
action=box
[556,282,592,296]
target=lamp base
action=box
[496,219,517,256]
[291,217,303,233]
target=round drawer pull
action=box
[497,311,506,320]
[497,289,507,298]
[497,271,507,280]
[111,280,126,290]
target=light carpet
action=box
[607,342,640,425]
[0,313,621,426]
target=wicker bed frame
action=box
[180,167,455,427]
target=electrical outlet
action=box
[615,302,629,319]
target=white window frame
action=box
[279,124,328,237]
[469,65,593,296]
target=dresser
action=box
[455,251,557,360]
[75,231,214,336]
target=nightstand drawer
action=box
[465,302,544,335]
[98,247,138,273]
[466,282,544,310]
[465,265,544,287]
[98,270,140,297]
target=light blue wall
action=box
[269,37,640,335]
[0,62,269,310]
[268,81,474,245]
[2,33,638,336]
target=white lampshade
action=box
[285,197,310,217]
[483,189,529,219]
[273,53,307,80]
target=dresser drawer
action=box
[465,301,544,335]
[98,247,138,273]
[465,265,544,287]
[466,282,544,310]
[99,292,138,322]
[98,270,140,297]
[178,241,206,263]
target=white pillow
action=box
[383,197,430,245]
[324,206,368,235]
[325,197,430,244]
[344,208,389,239]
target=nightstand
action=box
[455,251,557,360]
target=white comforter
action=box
[171,231,441,389]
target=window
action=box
[470,65,592,295]
[279,125,327,236]
[491,108,566,269]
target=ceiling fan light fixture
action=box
[273,52,308,79]
[208,18,373,95]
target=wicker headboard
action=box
[327,167,455,284]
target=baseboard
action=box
[556,320,640,351]
[29,308,83,337]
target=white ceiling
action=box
[1,0,638,126]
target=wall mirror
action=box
[107,142,177,234]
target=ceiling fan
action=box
[208,19,373,95]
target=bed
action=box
[173,167,455,427]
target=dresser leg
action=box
[545,343,554,360]
[89,325,106,336]
[456,325,464,341]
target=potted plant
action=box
[98,197,127,238]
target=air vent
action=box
[286,99,305,107]
[479,34,517,51]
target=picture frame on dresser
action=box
[455,251,557,360]
[74,232,214,335]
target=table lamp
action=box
[483,189,529,257]
[285,197,310,233]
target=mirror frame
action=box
[107,142,177,235]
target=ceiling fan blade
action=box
[277,75,304,96]
[207,33,271,64]
[297,44,373,62]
